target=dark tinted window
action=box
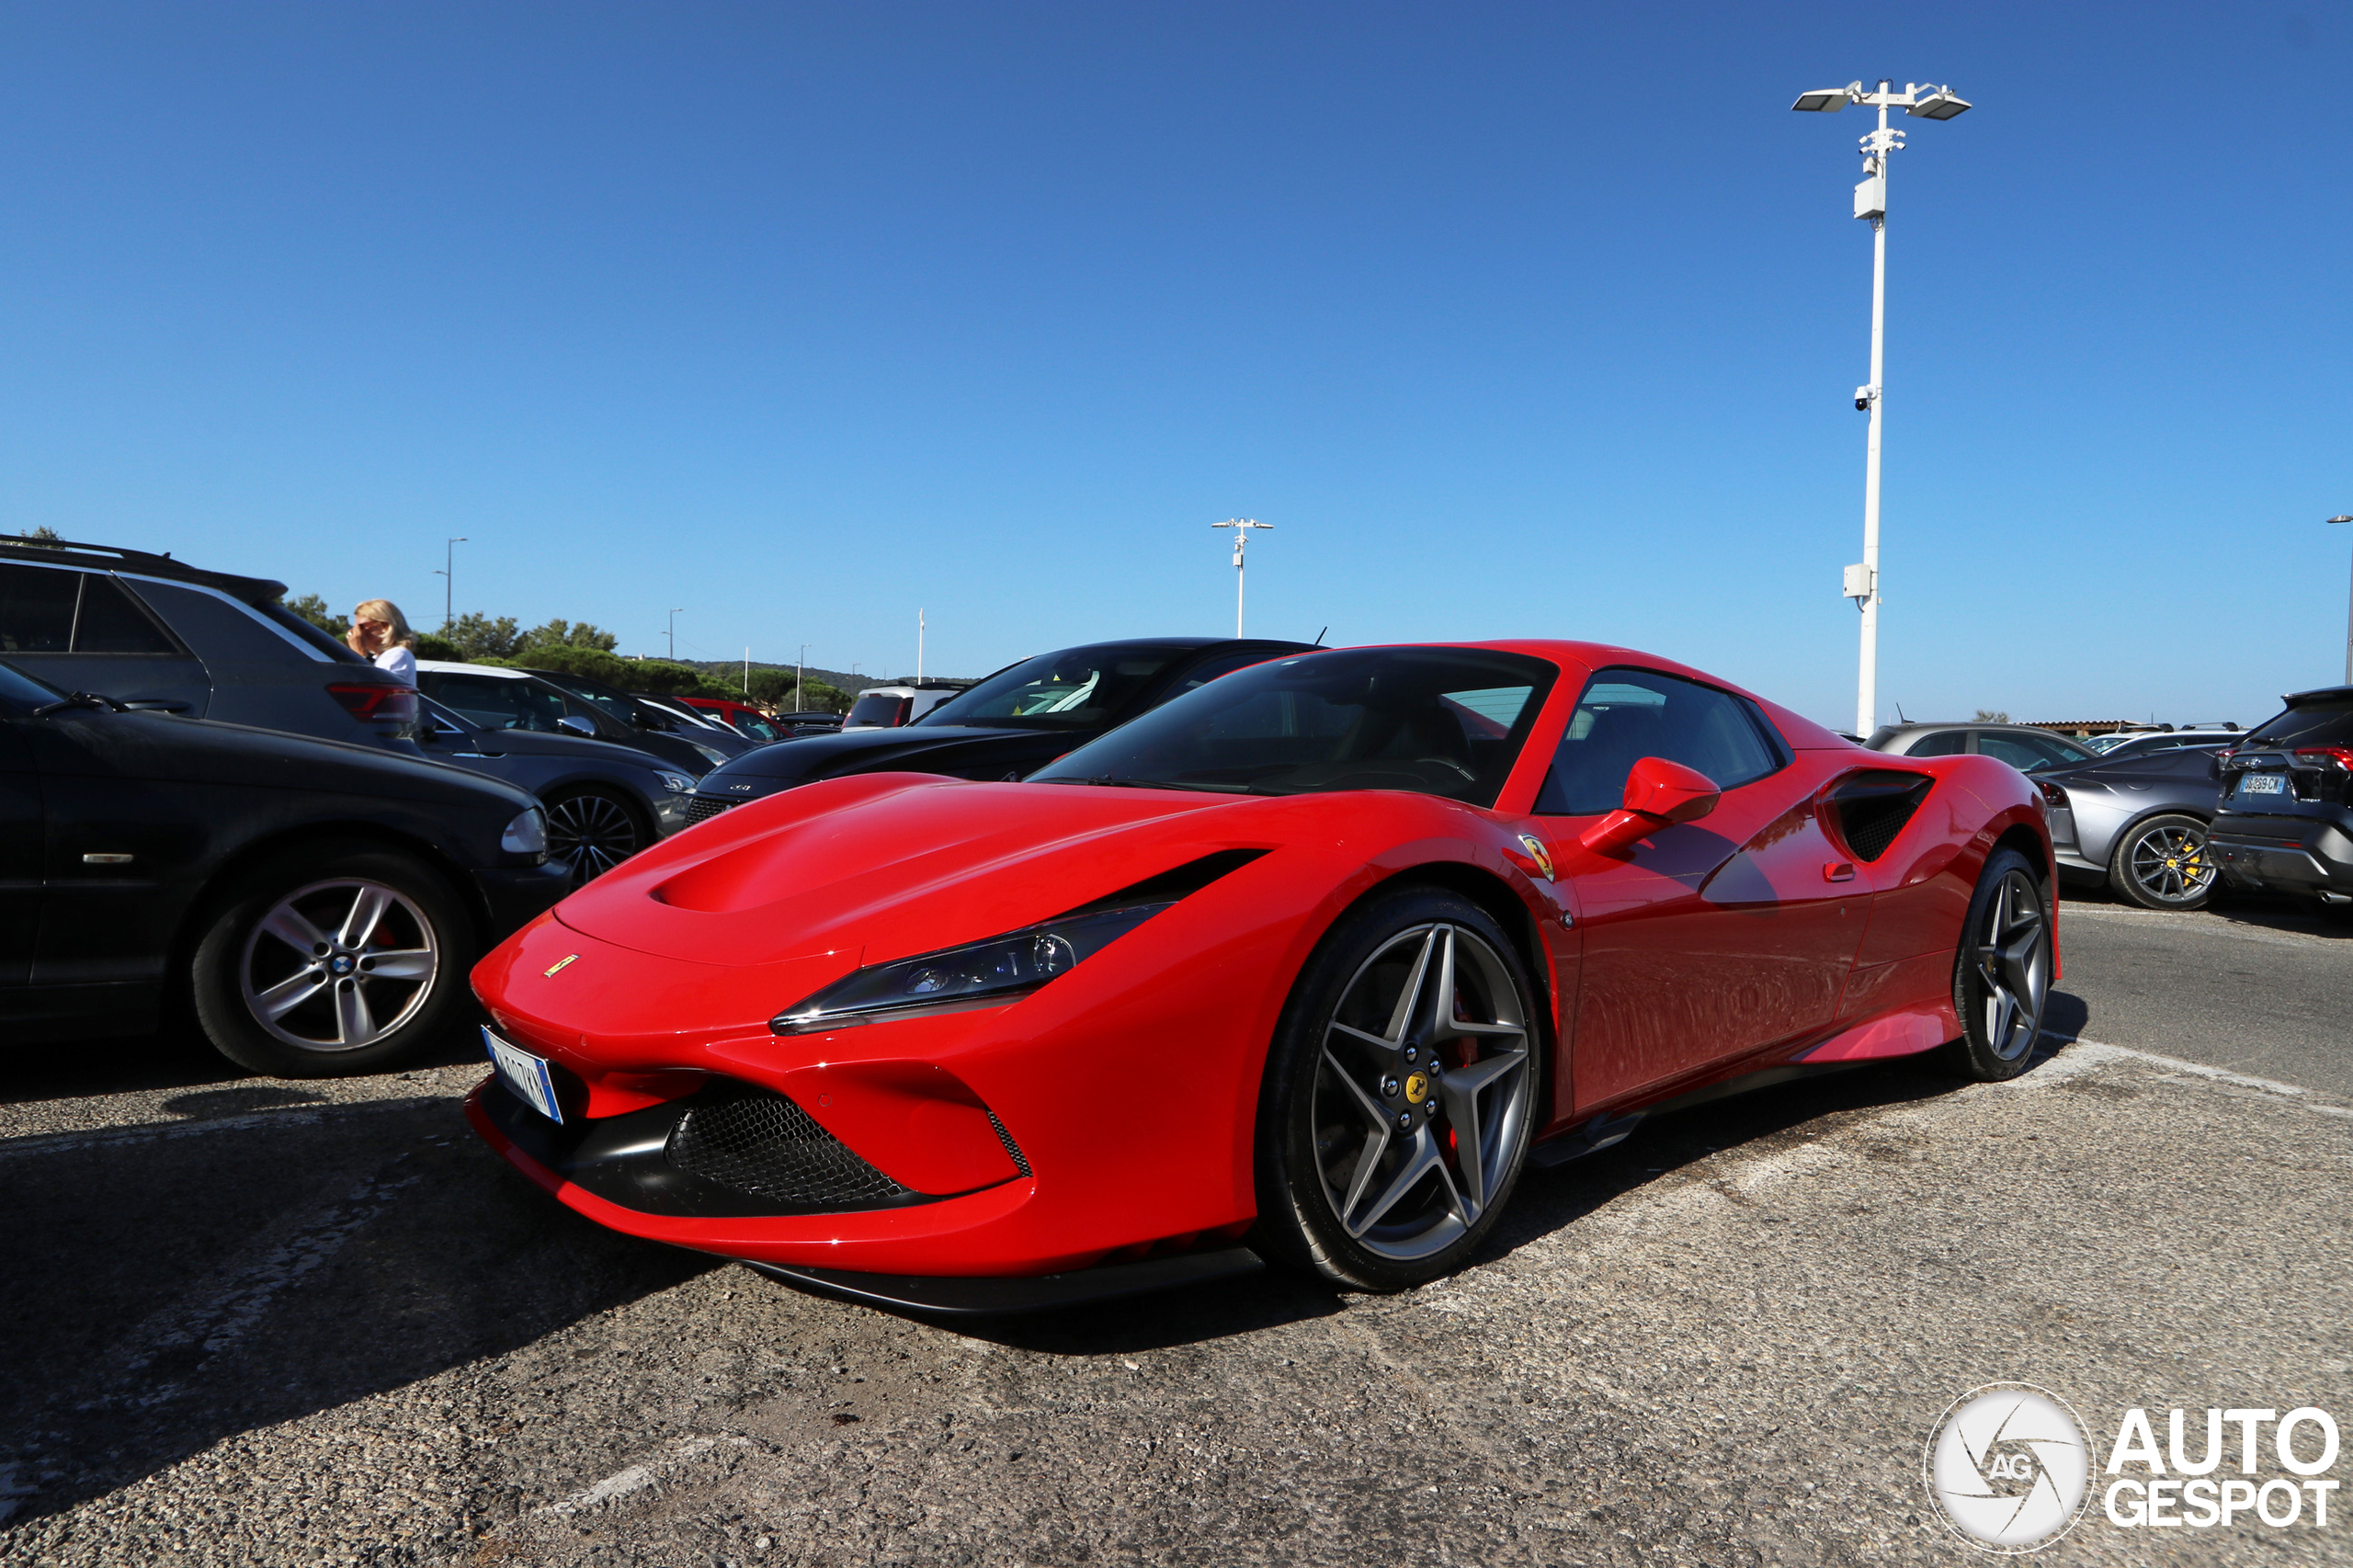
[532,672,641,725]
[917,644,1196,729]
[131,580,309,662]
[1535,669,1782,814]
[426,673,572,732]
[1904,730,1970,757]
[1031,646,1555,806]
[1976,731,2095,773]
[0,656,63,709]
[73,576,176,653]
[2243,699,2353,750]
[0,564,79,653]
[847,692,910,727]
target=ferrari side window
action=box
[1536,668,1781,814]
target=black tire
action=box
[1253,885,1543,1291]
[544,787,649,888]
[2107,812,2216,911]
[191,841,474,1078]
[1942,847,2053,1083]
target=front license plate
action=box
[2236,773,2287,797]
[483,1027,563,1124]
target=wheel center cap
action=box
[329,954,356,976]
[1403,1072,1429,1106]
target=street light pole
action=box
[1792,77,1970,737]
[434,537,467,633]
[2330,517,2353,685]
[1211,518,1274,637]
[797,643,808,710]
[667,608,683,662]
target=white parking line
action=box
[536,1436,750,1515]
[2039,1034,2352,1119]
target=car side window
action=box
[0,564,83,652]
[1976,732,2080,773]
[1535,668,1783,814]
[1168,650,1284,698]
[72,576,178,653]
[431,674,568,733]
[1905,730,1969,757]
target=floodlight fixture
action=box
[1791,86,1852,113]
[1907,86,1972,120]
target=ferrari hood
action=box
[553,775,1263,969]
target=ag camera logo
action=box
[1924,1382,2092,1552]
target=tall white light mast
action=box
[1211,518,1273,637]
[1791,77,1970,737]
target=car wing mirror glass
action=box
[1580,756,1721,856]
[557,714,597,738]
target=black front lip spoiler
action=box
[744,1246,1266,1317]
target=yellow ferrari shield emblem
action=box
[1404,1073,1429,1105]
[1517,834,1554,881]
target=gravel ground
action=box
[2,1026,2345,1567]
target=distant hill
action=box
[666,659,973,695]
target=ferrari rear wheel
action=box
[1255,885,1540,1291]
[1943,847,2052,1083]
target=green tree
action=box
[799,680,850,715]
[518,618,619,653]
[14,525,62,546]
[413,631,460,661]
[285,593,350,638]
[745,667,798,707]
[1972,709,2011,724]
[448,612,522,660]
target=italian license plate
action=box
[2236,773,2287,798]
[483,1027,563,1123]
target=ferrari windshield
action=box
[915,643,1195,730]
[1029,646,1557,806]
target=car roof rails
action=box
[0,535,287,603]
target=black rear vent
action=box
[665,1085,909,1208]
[1831,771,1934,863]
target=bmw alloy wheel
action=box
[1313,922,1534,1262]
[1970,867,2049,1063]
[546,790,644,886]
[237,879,440,1052]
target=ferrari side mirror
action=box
[1579,756,1721,856]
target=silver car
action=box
[2034,744,2230,909]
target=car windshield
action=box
[1029,646,1557,806]
[532,672,638,724]
[1976,730,2097,772]
[2242,698,2353,750]
[915,644,1196,730]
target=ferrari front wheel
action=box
[1255,886,1541,1291]
[1943,846,2053,1083]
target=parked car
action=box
[0,656,565,1074]
[678,695,791,742]
[2085,724,2241,760]
[771,710,845,737]
[627,691,756,756]
[414,662,723,778]
[415,696,694,887]
[1865,722,2100,773]
[0,537,418,752]
[511,666,749,763]
[2034,741,2232,909]
[2210,685,2353,913]
[683,639,1313,825]
[468,639,2050,1311]
[2082,727,2167,755]
[841,681,967,730]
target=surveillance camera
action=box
[1854,385,1873,411]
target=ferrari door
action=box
[1525,669,1868,1110]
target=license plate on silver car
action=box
[2236,773,2286,797]
[483,1027,563,1123]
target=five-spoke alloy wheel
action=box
[2109,812,2215,911]
[193,842,472,1077]
[1947,847,2053,1081]
[1257,886,1540,1290]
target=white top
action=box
[373,645,417,683]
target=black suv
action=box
[683,638,1313,823]
[2209,686,2353,911]
[0,538,418,750]
[0,658,566,1074]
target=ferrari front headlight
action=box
[770,902,1171,1035]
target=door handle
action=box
[1824,861,1857,882]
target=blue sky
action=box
[2,3,2347,730]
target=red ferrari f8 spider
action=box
[467,642,2055,1311]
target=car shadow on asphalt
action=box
[0,1084,719,1527]
[0,1009,493,1111]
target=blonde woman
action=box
[347,599,418,683]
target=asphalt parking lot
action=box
[3,890,2346,1567]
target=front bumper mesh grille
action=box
[665,1086,909,1207]
[684,794,735,825]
